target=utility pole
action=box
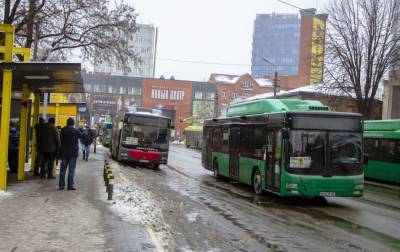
[273,70,278,98]
[263,58,279,98]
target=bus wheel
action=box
[213,160,220,179]
[153,163,160,170]
[253,169,262,195]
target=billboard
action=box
[192,100,215,121]
[310,17,326,85]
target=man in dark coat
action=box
[59,118,83,190]
[34,117,46,176]
[39,117,60,178]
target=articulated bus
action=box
[111,108,172,169]
[202,99,364,197]
[364,119,400,184]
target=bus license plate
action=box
[319,192,336,197]
[139,160,149,163]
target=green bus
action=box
[202,99,364,197]
[364,119,400,184]
[99,122,112,147]
[184,125,203,149]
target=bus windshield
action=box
[287,130,362,175]
[122,124,169,150]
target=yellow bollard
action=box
[17,84,30,181]
[0,70,13,191]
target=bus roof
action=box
[364,119,400,131]
[184,125,203,132]
[227,99,330,117]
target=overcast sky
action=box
[129,0,329,81]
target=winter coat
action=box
[60,125,83,158]
[80,129,95,146]
[37,123,60,154]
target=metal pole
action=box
[43,93,48,120]
[17,84,30,181]
[274,71,278,98]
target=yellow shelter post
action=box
[17,84,30,181]
[30,93,40,172]
[0,70,13,191]
[0,24,15,191]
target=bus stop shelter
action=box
[0,24,84,191]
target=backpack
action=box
[82,130,93,145]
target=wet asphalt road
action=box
[109,144,400,252]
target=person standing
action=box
[34,117,46,176]
[81,125,95,162]
[59,118,83,190]
[8,121,19,174]
[39,117,60,179]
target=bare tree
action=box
[324,0,400,118]
[1,0,139,73]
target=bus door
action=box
[229,127,240,179]
[203,129,213,169]
[266,130,282,192]
[266,131,274,190]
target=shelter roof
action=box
[0,62,83,93]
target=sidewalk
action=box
[0,146,156,252]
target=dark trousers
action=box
[59,157,77,189]
[41,152,55,178]
[34,151,44,176]
[8,149,19,174]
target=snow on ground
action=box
[0,190,11,200]
[186,212,200,223]
[101,162,177,250]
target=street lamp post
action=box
[263,58,278,98]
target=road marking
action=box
[145,224,165,252]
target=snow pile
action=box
[186,212,199,223]
[109,184,175,249]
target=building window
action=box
[99,85,107,93]
[119,86,126,94]
[134,87,142,95]
[93,84,100,93]
[84,84,91,92]
[222,90,227,98]
[108,85,113,93]
[242,80,253,89]
[195,92,203,100]
[127,87,134,95]
[232,92,237,99]
[205,92,215,100]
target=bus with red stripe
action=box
[111,108,171,169]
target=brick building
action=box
[208,73,273,117]
[142,79,193,138]
[82,73,143,122]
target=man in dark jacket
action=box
[81,125,95,162]
[34,117,46,176]
[59,118,83,190]
[39,117,60,178]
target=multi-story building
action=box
[192,81,216,122]
[82,73,143,122]
[251,9,328,90]
[251,13,300,77]
[208,73,273,117]
[94,24,157,78]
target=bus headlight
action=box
[286,183,298,189]
[354,184,364,190]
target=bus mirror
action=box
[171,125,175,130]
[364,153,369,165]
[282,128,290,139]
